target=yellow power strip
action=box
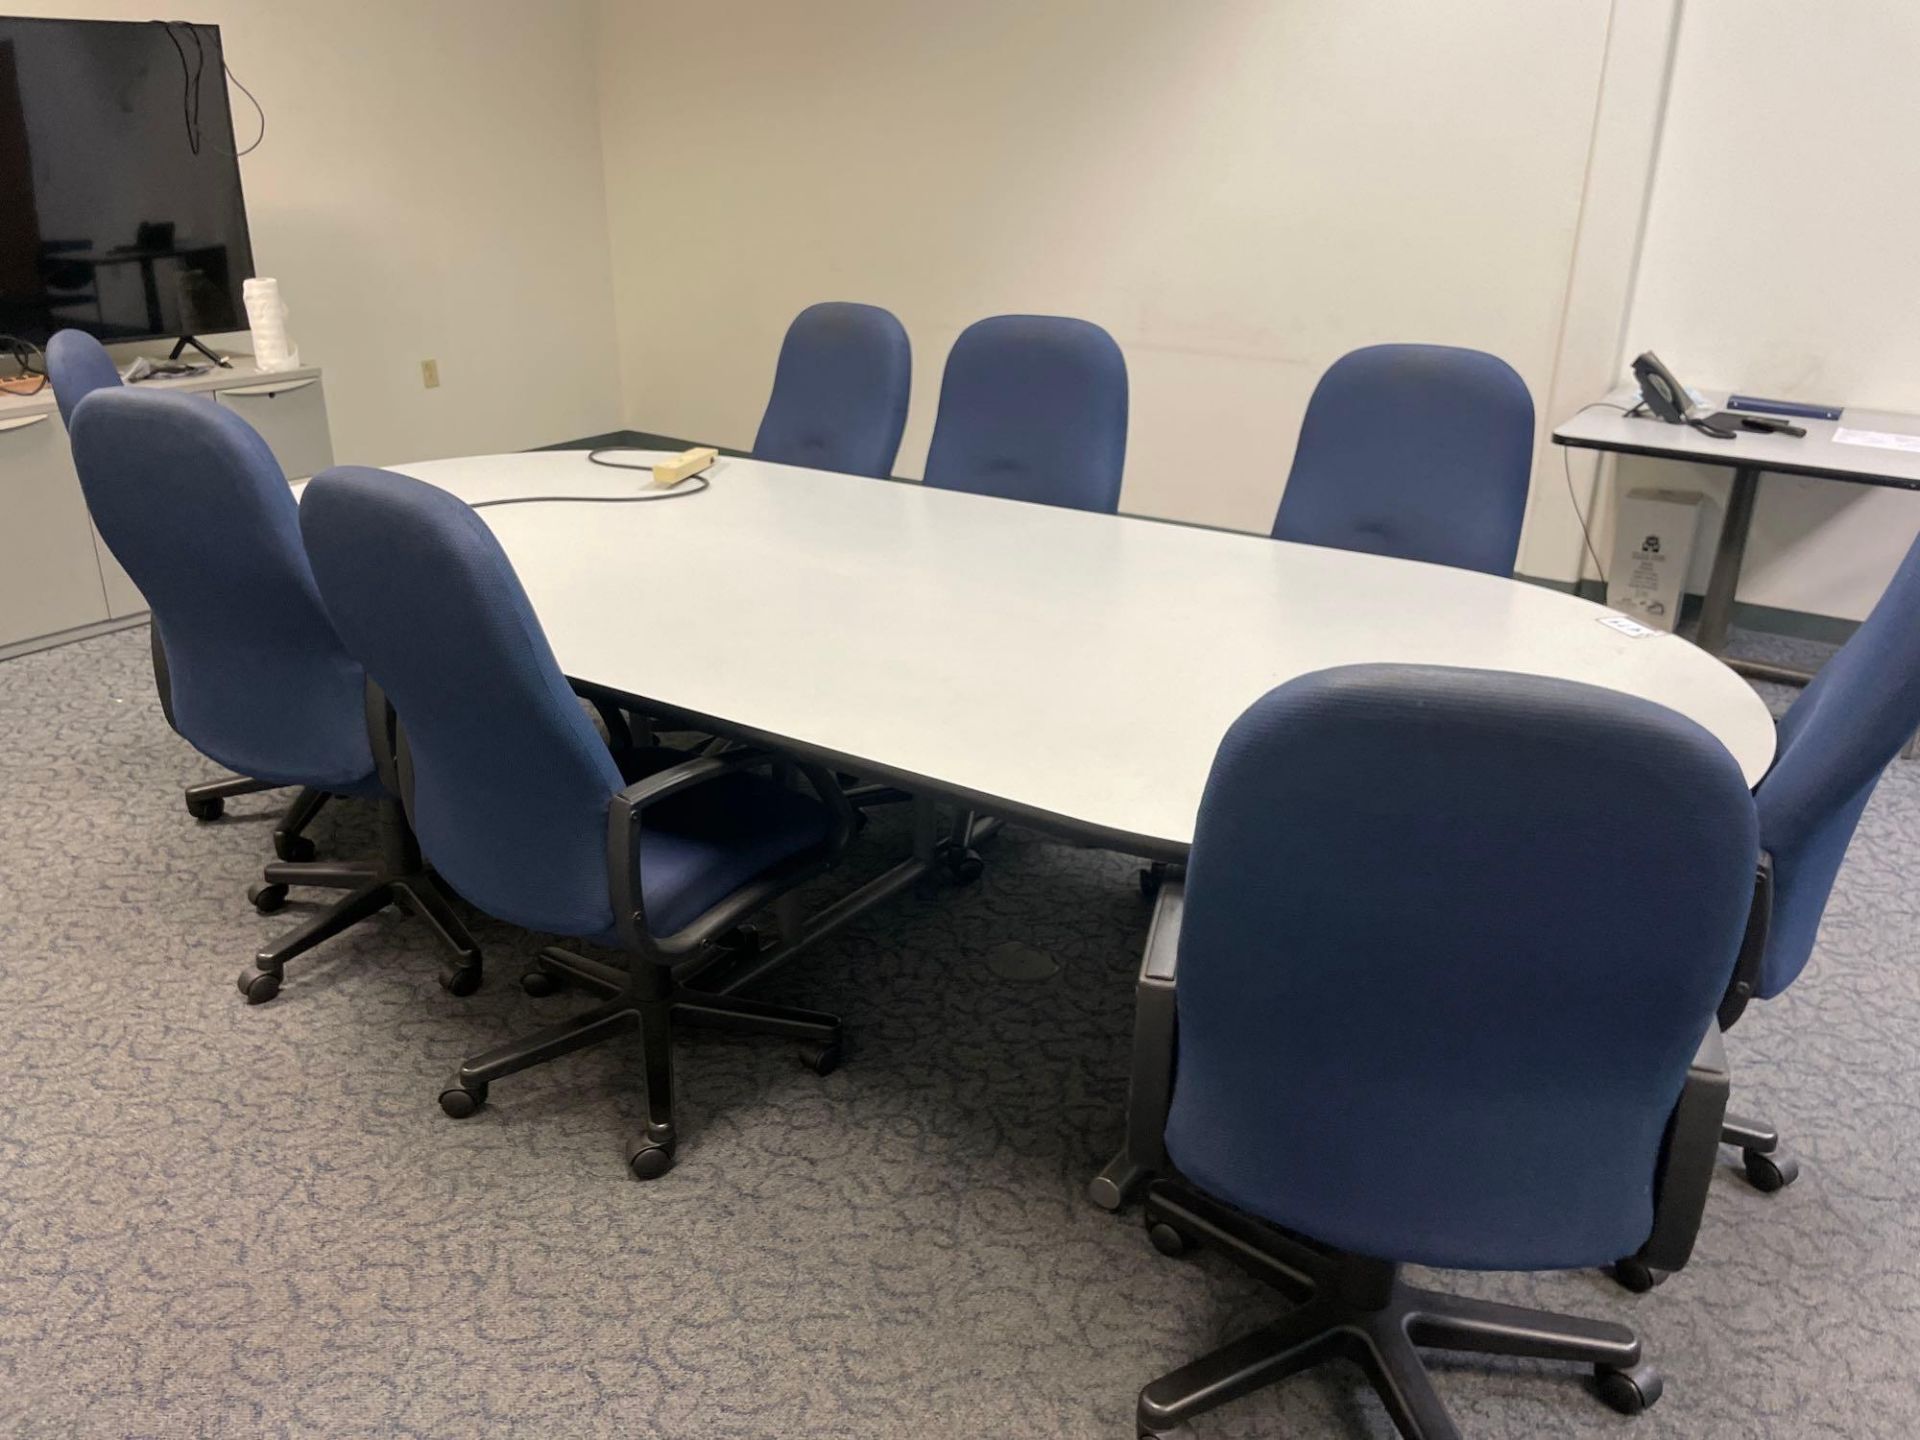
[652,446,717,487]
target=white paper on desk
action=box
[1833,427,1920,454]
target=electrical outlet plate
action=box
[420,359,440,389]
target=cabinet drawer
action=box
[0,413,112,646]
[216,377,333,481]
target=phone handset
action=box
[1632,352,1735,439]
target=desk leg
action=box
[1696,466,1757,658]
[1695,465,1815,687]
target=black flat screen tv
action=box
[0,16,255,347]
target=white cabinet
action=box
[91,519,148,619]
[0,360,333,655]
[0,411,111,647]
[215,375,333,481]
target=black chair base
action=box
[438,945,841,1180]
[183,773,281,823]
[1136,1181,1660,1440]
[1724,1111,1801,1192]
[183,778,331,864]
[238,797,481,1003]
[271,785,329,862]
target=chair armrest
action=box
[606,748,851,955]
[1718,854,1773,1032]
[1638,1024,1732,1273]
[1125,879,1185,1176]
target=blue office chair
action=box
[299,465,854,1179]
[1124,665,1757,1436]
[752,302,912,478]
[67,388,481,1002]
[922,314,1128,514]
[916,314,1129,874]
[1272,343,1534,576]
[45,328,121,431]
[46,327,318,835]
[1700,528,1920,1198]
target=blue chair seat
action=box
[600,746,835,941]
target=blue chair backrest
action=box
[1754,532,1920,998]
[67,389,375,791]
[299,466,626,939]
[1272,344,1534,576]
[922,314,1128,514]
[1165,664,1757,1272]
[46,329,122,432]
[752,302,912,478]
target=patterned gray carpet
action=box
[1,624,1916,1438]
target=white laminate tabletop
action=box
[1553,387,1920,490]
[388,450,1779,855]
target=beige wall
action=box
[594,0,1632,575]
[22,2,1907,620]
[10,1,623,466]
[1609,0,1920,621]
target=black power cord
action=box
[1561,400,1637,587]
[155,21,265,158]
[0,334,48,397]
[1562,446,1608,586]
[468,452,714,510]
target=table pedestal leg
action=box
[1696,465,1814,687]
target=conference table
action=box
[390,449,1777,866]
[362,445,1783,1203]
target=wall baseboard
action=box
[1518,574,1859,649]
[0,613,149,665]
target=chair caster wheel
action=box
[627,1138,676,1180]
[521,966,564,997]
[800,1039,842,1076]
[1148,1221,1194,1258]
[948,847,984,884]
[185,796,224,822]
[237,964,282,1004]
[1087,1175,1130,1212]
[1595,1362,1664,1415]
[1742,1148,1800,1192]
[274,834,317,864]
[1610,1257,1669,1293]
[439,1080,487,1118]
[248,883,289,914]
[1138,1425,1194,1440]
[439,963,483,997]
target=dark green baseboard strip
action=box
[1518,574,1859,649]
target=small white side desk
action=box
[1553,389,1920,685]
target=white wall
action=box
[1605,0,1920,621]
[22,1,1898,622]
[9,1,623,466]
[594,0,1633,569]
